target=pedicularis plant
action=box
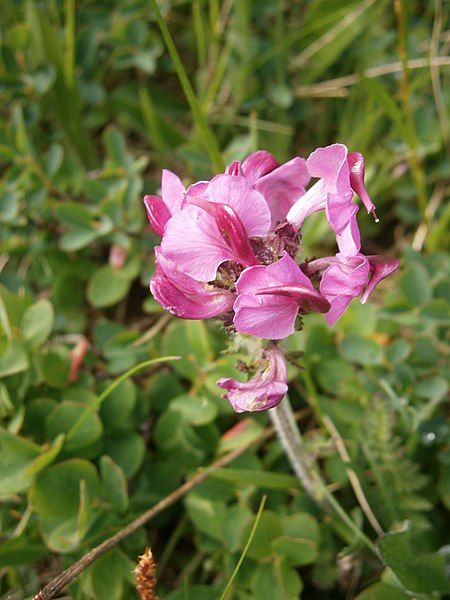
[145,144,398,412]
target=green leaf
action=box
[99,378,137,431]
[89,550,134,600]
[170,394,218,426]
[186,496,228,542]
[273,512,320,565]
[104,430,145,478]
[210,468,299,490]
[0,534,47,567]
[0,340,29,377]
[315,358,355,394]
[339,335,382,365]
[271,535,317,566]
[25,434,65,477]
[356,583,410,599]
[401,264,432,307]
[100,455,129,513]
[60,228,101,251]
[0,430,41,499]
[251,558,303,600]
[54,201,94,228]
[30,458,100,518]
[40,346,71,388]
[244,510,283,560]
[87,265,132,308]
[416,376,448,400]
[378,526,450,594]
[154,410,205,467]
[21,299,54,347]
[46,401,103,451]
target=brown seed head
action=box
[135,548,159,600]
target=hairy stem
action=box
[270,397,379,557]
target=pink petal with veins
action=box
[255,157,310,226]
[206,174,272,237]
[217,344,288,412]
[150,248,234,319]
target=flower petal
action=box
[361,256,400,303]
[143,194,171,236]
[336,214,361,256]
[225,161,244,177]
[307,143,349,189]
[236,252,313,293]
[161,169,186,214]
[241,150,279,184]
[348,152,377,217]
[320,253,370,324]
[206,174,271,237]
[255,157,310,226]
[234,292,299,339]
[217,344,288,412]
[324,294,355,326]
[287,144,353,233]
[161,205,243,281]
[234,253,318,339]
[150,248,234,318]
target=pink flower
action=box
[144,170,185,235]
[308,252,399,325]
[233,253,330,339]
[227,151,310,227]
[361,255,400,304]
[150,248,235,319]
[217,344,288,412]
[160,174,271,281]
[286,144,377,235]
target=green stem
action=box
[270,397,379,558]
[149,0,225,172]
[66,356,179,443]
[219,494,267,600]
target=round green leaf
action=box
[401,264,432,307]
[87,265,131,308]
[30,458,100,518]
[339,335,382,365]
[170,394,218,425]
[21,299,54,347]
[251,558,303,600]
[99,378,137,431]
[0,340,29,377]
[104,430,145,478]
[46,401,103,451]
[41,347,71,388]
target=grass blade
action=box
[149,0,225,171]
[65,356,179,443]
[219,494,267,600]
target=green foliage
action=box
[0,0,449,598]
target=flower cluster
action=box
[144,144,399,412]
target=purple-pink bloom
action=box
[150,247,235,319]
[286,144,377,235]
[217,344,288,412]
[144,169,185,235]
[227,151,310,227]
[233,253,330,339]
[361,255,400,304]
[160,174,271,282]
[308,251,399,325]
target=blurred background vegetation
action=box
[0,0,449,598]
